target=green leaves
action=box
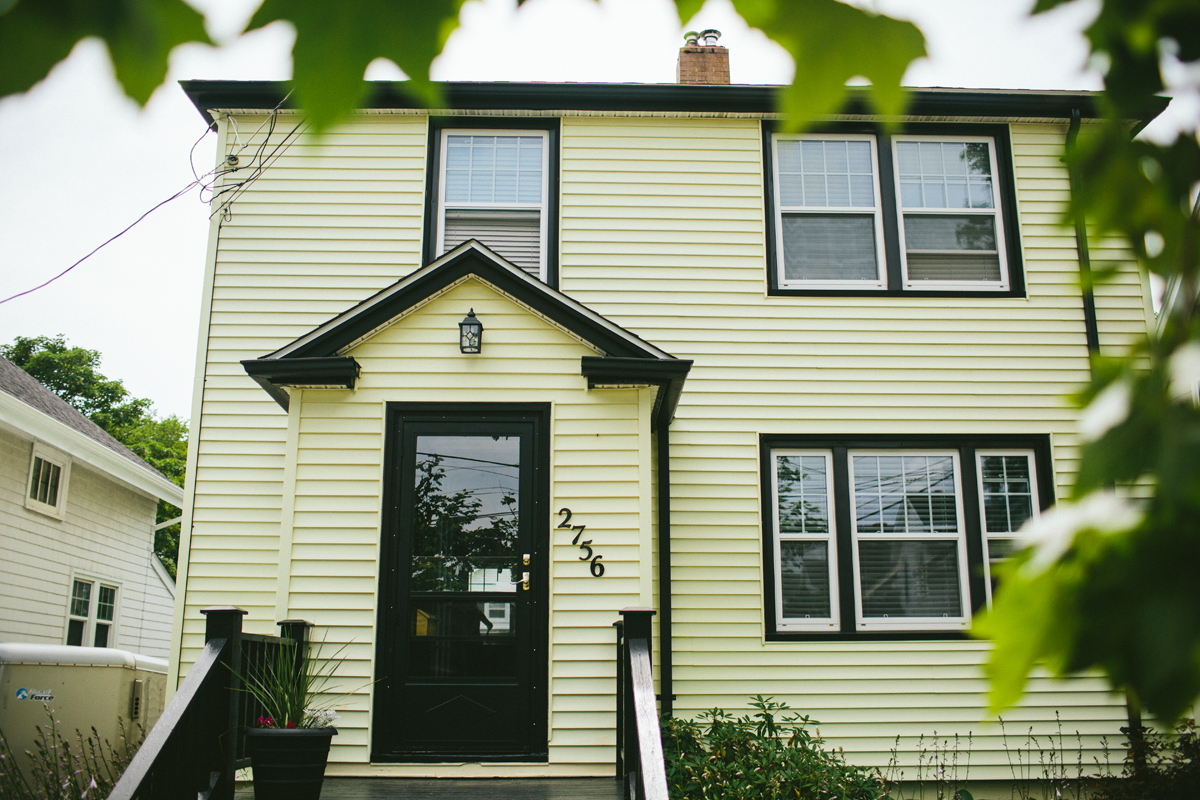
[0,0,211,104]
[681,0,926,129]
[246,0,466,132]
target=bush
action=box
[1088,720,1200,800]
[661,695,887,800]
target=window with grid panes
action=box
[25,444,69,518]
[436,131,549,279]
[763,436,1050,638]
[65,578,118,647]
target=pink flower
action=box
[257,716,275,728]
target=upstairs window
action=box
[772,135,886,289]
[434,129,551,280]
[26,443,69,518]
[895,136,1009,289]
[764,123,1023,296]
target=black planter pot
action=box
[245,727,337,800]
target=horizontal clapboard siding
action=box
[181,110,1150,778]
[557,116,1147,777]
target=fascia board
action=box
[0,392,184,505]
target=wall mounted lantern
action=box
[459,309,483,354]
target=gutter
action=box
[656,404,674,717]
[1066,109,1101,357]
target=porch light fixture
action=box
[459,309,483,354]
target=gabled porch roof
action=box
[241,241,692,428]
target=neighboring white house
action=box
[171,39,1164,781]
[0,356,184,660]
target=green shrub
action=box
[1088,720,1200,800]
[661,695,886,800]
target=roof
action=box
[0,356,184,504]
[180,80,1170,133]
[240,240,692,429]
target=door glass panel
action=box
[408,599,517,678]
[410,435,521,592]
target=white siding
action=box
[0,426,173,658]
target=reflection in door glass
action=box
[411,436,520,592]
[409,600,517,678]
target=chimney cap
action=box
[684,30,700,46]
[699,29,721,46]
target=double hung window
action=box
[766,124,1020,295]
[763,436,1048,638]
[432,125,554,281]
[772,136,886,289]
[66,578,118,647]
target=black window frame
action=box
[763,121,1025,298]
[760,433,1054,641]
[423,116,561,288]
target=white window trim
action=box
[772,133,888,290]
[435,128,551,281]
[771,449,840,632]
[64,574,120,648]
[892,134,1010,292]
[975,449,1040,606]
[25,442,70,520]
[848,450,972,632]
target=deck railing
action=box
[109,607,308,800]
[614,608,669,800]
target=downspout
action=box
[656,406,673,717]
[1067,109,1101,356]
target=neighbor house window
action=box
[436,129,550,279]
[26,443,70,518]
[976,450,1039,604]
[762,436,1050,638]
[765,124,1022,296]
[66,578,118,647]
[771,135,886,289]
[894,136,1009,289]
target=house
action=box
[172,38,1163,782]
[0,356,183,660]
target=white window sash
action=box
[771,449,840,631]
[436,129,550,280]
[892,134,1010,291]
[772,133,887,290]
[848,449,972,631]
[25,443,70,519]
[975,449,1040,606]
[64,576,120,648]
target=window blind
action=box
[443,209,542,276]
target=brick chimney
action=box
[677,29,729,85]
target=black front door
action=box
[373,404,549,762]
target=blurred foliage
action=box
[2,335,187,577]
[974,0,1200,724]
[662,696,887,800]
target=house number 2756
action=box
[557,508,604,577]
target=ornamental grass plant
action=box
[237,636,346,730]
[661,695,886,800]
[0,710,141,799]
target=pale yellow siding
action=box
[178,109,1151,780]
[557,116,1139,777]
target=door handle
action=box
[519,571,530,591]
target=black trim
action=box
[284,247,659,361]
[240,356,360,410]
[180,80,1168,130]
[580,357,693,433]
[760,433,1054,642]
[764,122,1025,298]
[372,402,551,763]
[655,420,673,717]
[423,117,561,288]
[1067,109,1101,356]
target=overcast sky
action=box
[0,0,1194,420]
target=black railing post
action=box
[202,606,246,800]
[620,607,656,800]
[613,619,625,780]
[279,618,313,677]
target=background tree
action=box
[1,335,188,576]
[2,0,1199,719]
